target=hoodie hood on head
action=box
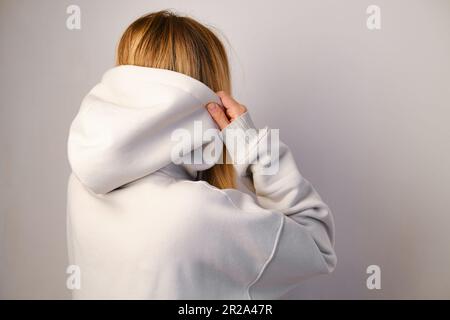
[68,65,221,194]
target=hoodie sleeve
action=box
[221,112,337,299]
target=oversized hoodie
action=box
[66,65,336,299]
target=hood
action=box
[68,65,221,194]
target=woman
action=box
[67,10,336,299]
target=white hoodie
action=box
[66,65,336,299]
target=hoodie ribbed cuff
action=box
[220,112,268,176]
[224,111,256,131]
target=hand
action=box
[206,91,247,130]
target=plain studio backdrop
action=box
[1,0,449,299]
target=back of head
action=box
[116,10,235,189]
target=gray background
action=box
[1,0,449,299]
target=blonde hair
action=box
[116,10,235,189]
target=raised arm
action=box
[207,93,337,299]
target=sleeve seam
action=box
[181,179,287,300]
[246,214,285,300]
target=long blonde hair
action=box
[116,10,235,189]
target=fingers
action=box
[216,91,247,121]
[216,91,239,110]
[206,102,230,130]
